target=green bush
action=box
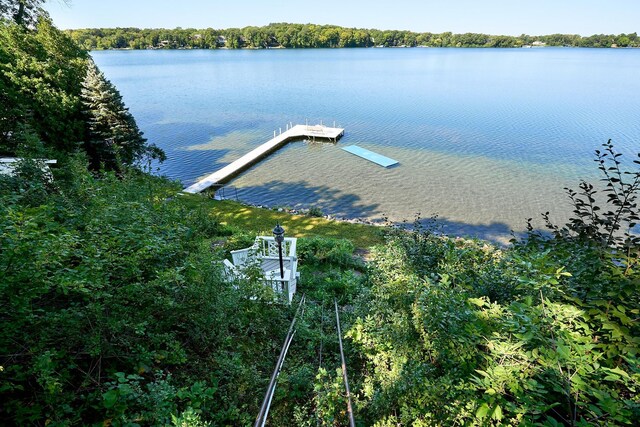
[0,162,292,425]
[0,158,57,207]
[298,236,360,269]
[3,138,637,425]
[307,206,324,217]
[348,143,640,426]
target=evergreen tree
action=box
[80,59,164,170]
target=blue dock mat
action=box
[341,145,398,168]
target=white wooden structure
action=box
[224,236,299,303]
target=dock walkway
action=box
[183,124,344,194]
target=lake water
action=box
[92,48,640,242]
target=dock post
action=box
[274,130,276,138]
[279,128,282,135]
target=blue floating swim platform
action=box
[341,145,399,168]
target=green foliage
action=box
[3,142,637,425]
[298,236,359,270]
[195,198,384,250]
[0,157,294,425]
[313,367,350,426]
[0,18,88,157]
[3,20,639,424]
[0,0,45,27]
[222,229,257,251]
[65,24,640,50]
[297,236,365,303]
[0,158,56,206]
[351,233,639,424]
[0,16,165,170]
[307,206,324,217]
[171,407,212,427]
[533,140,639,269]
[348,143,640,426]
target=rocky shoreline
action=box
[237,201,387,227]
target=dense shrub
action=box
[298,236,360,270]
[306,206,324,218]
[0,159,293,425]
[348,143,640,426]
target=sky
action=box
[44,0,639,36]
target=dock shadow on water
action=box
[225,179,382,221]
[160,147,233,186]
[220,180,542,245]
[149,121,248,183]
[406,216,529,246]
[182,129,267,153]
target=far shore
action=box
[89,44,639,52]
[67,24,639,50]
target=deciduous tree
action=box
[0,17,87,156]
[1,0,47,26]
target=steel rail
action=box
[254,294,305,427]
[334,298,356,427]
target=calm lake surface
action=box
[92,48,640,242]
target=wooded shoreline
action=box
[66,23,640,50]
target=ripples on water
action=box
[92,48,640,242]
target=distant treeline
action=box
[66,23,639,50]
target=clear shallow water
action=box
[92,48,640,242]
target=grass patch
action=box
[178,196,385,249]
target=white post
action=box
[333,120,336,128]
[274,130,276,138]
[279,127,282,135]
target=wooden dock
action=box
[183,124,344,194]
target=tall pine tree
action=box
[80,59,164,170]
